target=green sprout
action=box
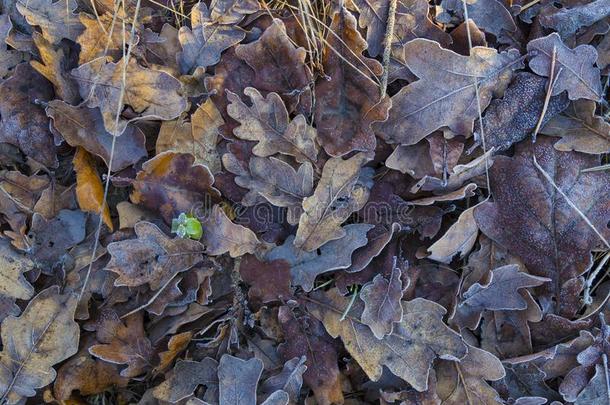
[171,213,203,240]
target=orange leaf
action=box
[73,147,112,230]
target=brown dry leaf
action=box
[439,0,517,42]
[377,40,522,145]
[305,289,467,391]
[267,223,372,291]
[278,306,344,405]
[574,363,610,404]
[130,152,221,224]
[294,153,373,251]
[31,32,79,104]
[156,99,223,173]
[240,254,291,304]
[47,100,147,171]
[235,19,313,115]
[427,204,479,264]
[0,15,27,78]
[153,358,218,403]
[15,0,83,43]
[210,0,259,24]
[0,286,79,404]
[0,63,56,167]
[200,204,260,257]
[474,136,610,319]
[452,264,549,330]
[218,355,263,405]
[0,170,48,239]
[53,341,129,400]
[527,33,603,101]
[73,147,112,230]
[226,87,318,164]
[77,13,132,64]
[259,356,307,404]
[178,1,245,74]
[89,311,154,378]
[477,72,569,152]
[0,239,34,319]
[539,0,610,39]
[360,263,405,339]
[105,221,204,289]
[72,56,187,135]
[541,99,610,154]
[436,344,505,405]
[155,331,193,374]
[314,7,390,157]
[232,156,314,224]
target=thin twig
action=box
[532,46,559,140]
[380,0,397,98]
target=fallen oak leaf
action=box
[294,152,373,252]
[72,56,187,135]
[426,203,479,264]
[218,355,263,405]
[178,1,245,74]
[15,0,83,44]
[226,87,318,164]
[539,0,610,39]
[209,0,259,24]
[259,356,307,404]
[89,311,154,378]
[304,289,467,391]
[376,39,522,145]
[130,151,221,224]
[73,147,112,230]
[47,100,147,171]
[153,358,218,403]
[0,15,27,79]
[527,33,603,101]
[266,223,373,291]
[0,286,79,404]
[105,221,204,290]
[154,331,193,374]
[240,254,291,304]
[200,204,260,257]
[77,13,134,64]
[0,239,34,320]
[314,7,390,157]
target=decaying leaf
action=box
[130,152,221,224]
[209,0,259,24]
[73,147,112,230]
[47,100,147,171]
[72,56,187,134]
[200,204,260,257]
[377,39,522,144]
[218,355,263,405]
[360,263,405,339]
[226,87,318,163]
[474,136,610,318]
[539,0,610,39]
[153,358,218,403]
[16,0,83,44]
[0,14,27,78]
[235,19,313,114]
[314,7,390,156]
[267,223,373,291]
[77,13,132,64]
[305,289,467,391]
[427,204,479,264]
[156,99,223,173]
[0,286,79,404]
[178,1,245,74]
[541,99,610,154]
[295,153,373,251]
[106,221,204,289]
[527,33,603,101]
[240,254,291,304]
[0,239,34,319]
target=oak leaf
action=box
[539,0,610,39]
[15,0,83,44]
[294,152,373,251]
[527,33,603,101]
[178,1,245,74]
[156,99,223,173]
[0,286,79,404]
[226,87,318,163]
[200,204,260,257]
[439,0,517,42]
[0,239,34,320]
[259,356,307,404]
[153,358,218,403]
[377,39,522,144]
[574,364,610,404]
[235,19,313,115]
[47,100,147,171]
[474,136,610,318]
[240,254,291,304]
[314,7,390,156]
[77,13,133,64]
[541,100,610,154]
[209,0,259,24]
[305,289,467,391]
[73,147,112,230]
[105,221,204,289]
[218,355,263,405]
[72,56,187,134]
[267,223,373,291]
[89,311,154,377]
[426,204,479,264]
[130,152,221,224]
[0,15,27,78]
[360,264,405,339]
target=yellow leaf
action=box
[73,147,112,230]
